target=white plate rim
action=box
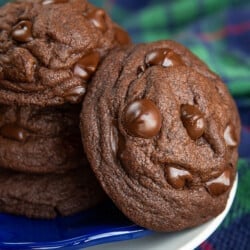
[88,174,238,250]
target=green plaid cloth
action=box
[91,0,250,98]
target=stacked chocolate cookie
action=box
[0,0,241,233]
[0,0,130,218]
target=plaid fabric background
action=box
[0,0,249,249]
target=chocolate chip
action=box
[0,124,28,142]
[0,67,3,80]
[145,49,184,67]
[206,168,231,196]
[114,26,131,45]
[181,104,205,140]
[118,134,126,162]
[122,99,162,139]
[42,0,68,5]
[111,121,119,156]
[137,65,145,78]
[224,124,237,147]
[11,21,33,43]
[110,121,128,163]
[87,9,107,33]
[162,49,184,67]
[166,166,193,189]
[145,49,165,66]
[63,85,86,103]
[73,52,100,82]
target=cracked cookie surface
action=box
[0,104,86,173]
[0,166,106,218]
[81,41,241,232]
[0,0,130,106]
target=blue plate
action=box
[0,201,150,250]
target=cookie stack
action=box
[0,0,130,218]
[0,0,241,233]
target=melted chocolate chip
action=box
[110,121,128,163]
[87,9,107,32]
[145,49,184,67]
[118,134,126,161]
[137,65,146,78]
[0,67,3,80]
[42,0,68,5]
[73,52,100,81]
[163,50,184,67]
[145,49,165,66]
[166,166,192,189]
[114,27,131,45]
[181,104,205,140]
[11,21,33,43]
[206,169,231,196]
[224,124,237,147]
[64,85,86,103]
[122,99,162,138]
[0,124,28,142]
[111,121,119,156]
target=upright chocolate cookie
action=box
[81,41,241,232]
[0,0,130,106]
[0,104,86,173]
[0,166,106,219]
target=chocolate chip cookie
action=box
[0,166,106,219]
[0,104,86,173]
[0,0,130,106]
[81,40,241,232]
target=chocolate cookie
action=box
[0,166,106,219]
[0,0,130,106]
[0,104,86,173]
[81,41,241,232]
